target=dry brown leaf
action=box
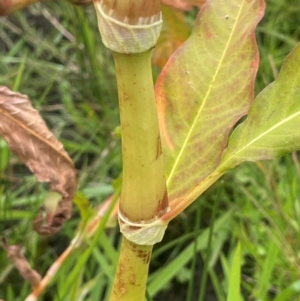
[161,0,205,11]
[0,86,77,235]
[1,237,42,288]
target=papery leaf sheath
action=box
[155,0,265,202]
[218,43,300,172]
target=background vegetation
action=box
[0,0,300,300]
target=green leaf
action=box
[255,240,280,300]
[226,241,241,301]
[273,280,300,301]
[156,0,265,202]
[74,191,94,221]
[0,138,10,172]
[218,42,300,172]
[148,210,233,296]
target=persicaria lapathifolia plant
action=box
[2,0,300,300]
[94,0,169,299]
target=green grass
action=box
[1,0,300,300]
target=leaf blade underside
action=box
[155,0,265,204]
[218,42,300,172]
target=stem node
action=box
[118,209,169,245]
[94,0,162,53]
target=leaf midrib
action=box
[0,106,73,165]
[167,2,245,186]
[221,109,300,167]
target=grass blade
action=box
[226,241,241,301]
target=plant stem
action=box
[108,50,168,300]
[95,2,167,298]
[109,238,153,301]
[113,51,168,223]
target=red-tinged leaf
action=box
[218,42,300,172]
[162,0,204,11]
[152,7,191,69]
[156,0,265,203]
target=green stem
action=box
[109,238,152,301]
[108,50,168,300]
[113,51,168,223]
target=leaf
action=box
[74,191,94,221]
[1,237,42,288]
[226,241,241,301]
[148,209,233,295]
[255,240,280,299]
[0,86,77,235]
[0,0,91,16]
[161,0,204,11]
[155,0,265,203]
[273,280,300,301]
[218,42,300,172]
[152,7,192,69]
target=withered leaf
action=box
[0,86,77,235]
[1,237,41,288]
